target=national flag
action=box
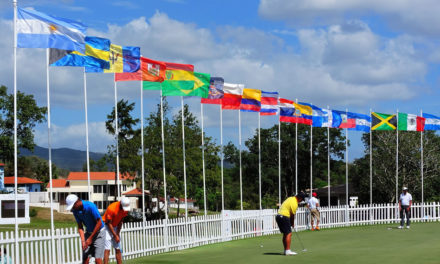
[347,112,371,132]
[201,77,224,104]
[398,113,425,131]
[240,89,261,112]
[423,113,440,131]
[161,62,195,96]
[192,72,210,98]
[115,56,166,83]
[371,112,397,130]
[83,36,110,72]
[300,103,327,127]
[222,83,243,110]
[17,7,86,52]
[279,99,313,125]
[86,43,140,73]
[260,91,278,116]
[332,110,356,129]
[49,48,109,69]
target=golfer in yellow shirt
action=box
[276,191,307,256]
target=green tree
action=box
[352,130,440,203]
[82,157,109,172]
[105,99,140,199]
[0,85,46,164]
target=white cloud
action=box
[258,0,440,36]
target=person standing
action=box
[398,187,412,229]
[275,191,307,256]
[307,192,320,231]
[66,194,106,264]
[103,197,131,264]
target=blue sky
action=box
[1,0,440,160]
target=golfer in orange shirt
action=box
[103,197,131,264]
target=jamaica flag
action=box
[371,112,397,130]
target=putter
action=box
[294,229,307,252]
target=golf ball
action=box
[260,244,263,248]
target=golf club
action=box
[294,229,307,252]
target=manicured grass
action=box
[126,222,440,264]
[0,207,76,232]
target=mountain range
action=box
[19,146,106,172]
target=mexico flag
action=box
[398,113,425,131]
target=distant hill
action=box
[19,146,106,172]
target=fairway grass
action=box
[126,222,440,264]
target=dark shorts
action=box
[83,228,106,261]
[276,214,292,234]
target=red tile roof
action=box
[4,177,43,185]
[123,188,150,196]
[67,172,134,181]
[46,179,68,188]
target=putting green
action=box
[126,222,440,264]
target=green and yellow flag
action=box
[161,62,195,96]
[371,112,397,130]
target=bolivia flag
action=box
[398,113,425,131]
[161,62,196,96]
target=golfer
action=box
[307,192,320,231]
[275,191,307,256]
[103,197,131,264]
[66,194,105,264]
[398,187,412,229]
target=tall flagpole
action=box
[13,1,19,260]
[220,104,224,211]
[420,109,424,219]
[239,109,244,238]
[278,117,281,205]
[114,78,120,198]
[140,80,146,246]
[84,70,91,201]
[370,109,373,223]
[396,110,399,205]
[258,114,262,210]
[310,119,313,198]
[295,99,298,194]
[201,104,207,216]
[327,106,330,207]
[160,89,169,251]
[180,96,189,248]
[46,49,56,264]
[345,109,349,226]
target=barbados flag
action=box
[85,40,140,73]
[240,89,261,112]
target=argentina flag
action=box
[17,8,86,52]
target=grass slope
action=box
[126,222,440,264]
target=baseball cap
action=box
[66,194,78,211]
[121,197,131,211]
[312,192,317,197]
[402,186,408,191]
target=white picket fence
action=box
[1,202,439,263]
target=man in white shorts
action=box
[306,192,320,230]
[103,197,131,264]
[398,187,412,229]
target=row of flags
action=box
[15,7,440,133]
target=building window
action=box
[122,185,127,192]
[1,200,25,218]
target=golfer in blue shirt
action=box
[66,194,106,264]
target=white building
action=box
[47,172,137,212]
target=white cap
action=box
[120,197,131,212]
[402,186,408,191]
[66,194,78,211]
